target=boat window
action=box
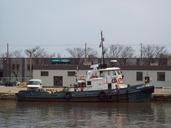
[100,71,104,77]
[27,81,41,85]
[116,70,121,75]
[87,81,91,85]
[112,71,117,76]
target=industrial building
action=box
[0,58,171,87]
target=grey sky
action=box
[0,0,171,57]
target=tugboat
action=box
[16,31,154,102]
[16,62,154,102]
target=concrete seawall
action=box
[0,86,26,100]
[152,87,171,101]
[0,86,171,101]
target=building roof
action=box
[33,65,90,70]
[120,66,171,70]
[33,65,171,71]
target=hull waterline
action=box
[16,84,154,102]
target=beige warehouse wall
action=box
[33,69,171,87]
[122,70,171,87]
[33,70,87,87]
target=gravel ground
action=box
[0,86,26,94]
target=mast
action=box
[100,31,105,65]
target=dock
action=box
[0,86,171,101]
[152,87,171,101]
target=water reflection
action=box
[0,101,171,128]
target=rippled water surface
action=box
[0,100,171,128]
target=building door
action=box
[53,76,63,87]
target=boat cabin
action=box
[74,64,127,92]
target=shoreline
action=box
[0,86,171,101]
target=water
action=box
[0,101,171,128]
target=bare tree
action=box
[142,45,167,58]
[25,47,37,78]
[108,44,123,58]
[86,47,98,58]
[0,50,23,58]
[11,50,23,58]
[33,47,55,58]
[25,46,55,58]
[12,64,20,81]
[66,48,85,58]
[25,47,37,58]
[107,44,134,58]
[0,52,12,58]
[25,46,55,78]
[154,46,167,58]
[120,46,134,58]
[66,47,98,58]
[142,45,154,58]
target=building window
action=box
[41,71,49,76]
[157,72,165,81]
[100,71,104,77]
[68,71,76,76]
[136,72,143,81]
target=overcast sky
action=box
[0,0,171,57]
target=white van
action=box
[27,79,42,89]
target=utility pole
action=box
[140,43,143,66]
[6,43,10,84]
[7,43,9,58]
[140,43,142,59]
[85,42,87,59]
